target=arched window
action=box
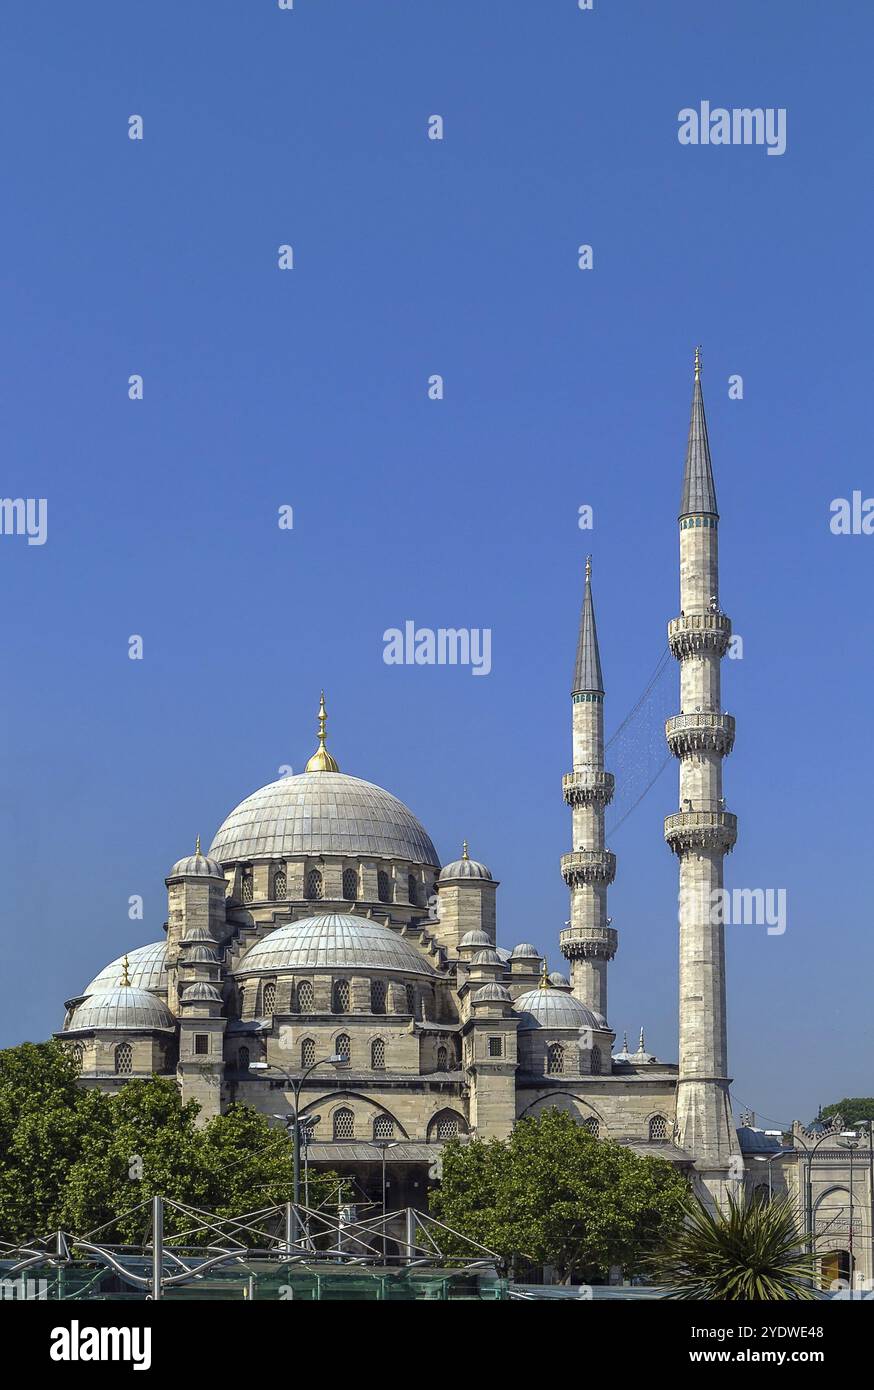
[342,867,358,901]
[115,1042,133,1076]
[407,874,419,906]
[436,1045,448,1072]
[335,1033,351,1064]
[296,980,314,1013]
[305,868,323,901]
[262,981,276,1016]
[590,1045,602,1075]
[241,870,254,904]
[436,1114,460,1140]
[238,1046,250,1072]
[405,983,416,1018]
[301,1037,316,1068]
[69,1043,84,1074]
[649,1114,668,1141]
[371,1037,386,1069]
[371,978,387,1014]
[273,866,287,899]
[374,1115,394,1139]
[332,979,350,1013]
[377,870,391,904]
[582,1116,600,1138]
[547,1043,564,1075]
[333,1107,354,1140]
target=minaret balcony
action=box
[665,712,735,759]
[668,612,731,659]
[562,770,615,807]
[560,925,618,962]
[560,849,616,886]
[663,810,737,856]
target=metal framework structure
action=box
[0,1196,500,1300]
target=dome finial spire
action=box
[462,839,469,860]
[305,690,340,773]
[120,954,131,988]
[539,959,551,989]
[195,834,201,855]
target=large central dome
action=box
[209,771,440,867]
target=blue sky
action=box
[1,1,872,1127]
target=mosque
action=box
[58,356,869,1265]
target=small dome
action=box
[235,912,436,977]
[471,948,502,966]
[182,982,222,1003]
[548,971,570,988]
[180,925,216,945]
[473,983,511,1003]
[184,946,220,964]
[494,946,511,962]
[439,843,492,882]
[513,988,601,1032]
[509,943,540,960]
[169,838,223,880]
[66,988,176,1033]
[82,942,167,996]
[459,929,491,948]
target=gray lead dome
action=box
[513,988,601,1032]
[209,772,439,867]
[82,942,168,996]
[236,911,436,977]
[67,988,176,1032]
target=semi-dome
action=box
[209,772,439,867]
[439,842,492,881]
[82,942,168,997]
[509,943,540,960]
[235,912,436,977]
[184,946,220,965]
[67,988,176,1033]
[513,988,601,1032]
[459,929,491,949]
[473,983,511,1003]
[169,837,223,880]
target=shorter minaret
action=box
[560,558,617,1018]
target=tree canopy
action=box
[0,1040,339,1245]
[818,1099,874,1131]
[429,1108,688,1282]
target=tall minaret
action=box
[665,348,739,1184]
[560,557,617,1018]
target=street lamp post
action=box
[371,1139,399,1263]
[838,1133,860,1284]
[250,1054,343,1246]
[753,1148,790,1200]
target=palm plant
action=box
[650,1191,816,1300]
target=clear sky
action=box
[1,2,871,1128]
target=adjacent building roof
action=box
[235,912,437,977]
[209,771,439,867]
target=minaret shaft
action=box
[666,352,738,1177]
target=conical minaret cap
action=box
[679,346,718,519]
[572,555,604,695]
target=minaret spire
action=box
[680,345,718,520]
[560,558,617,1022]
[666,349,740,1198]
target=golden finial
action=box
[462,840,470,861]
[120,954,131,988]
[694,344,702,380]
[195,834,201,856]
[539,959,551,989]
[305,691,340,773]
[585,554,592,583]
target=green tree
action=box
[429,1109,688,1282]
[818,1099,874,1131]
[650,1192,816,1300]
[0,1042,340,1246]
